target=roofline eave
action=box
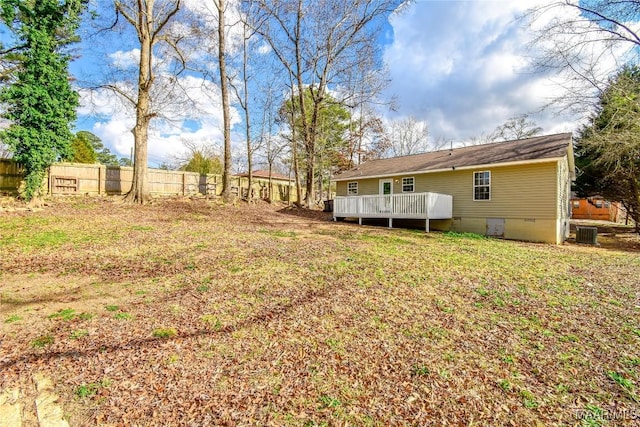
[331,156,566,182]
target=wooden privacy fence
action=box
[0,159,298,202]
[0,159,22,195]
[47,163,220,196]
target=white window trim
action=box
[473,171,491,201]
[347,181,358,195]
[401,176,415,193]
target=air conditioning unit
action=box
[576,226,598,245]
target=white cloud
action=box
[257,43,272,55]
[92,117,134,157]
[383,0,633,142]
[79,72,243,167]
[109,49,140,70]
[181,0,246,55]
[74,0,249,169]
[77,0,638,169]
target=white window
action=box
[347,182,358,195]
[572,201,580,208]
[473,171,490,201]
[402,177,414,193]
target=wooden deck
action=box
[333,192,453,232]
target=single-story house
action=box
[233,169,296,202]
[331,133,575,244]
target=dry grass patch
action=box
[0,198,638,426]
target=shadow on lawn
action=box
[0,285,330,370]
[568,223,640,253]
[567,233,640,252]
[0,287,85,314]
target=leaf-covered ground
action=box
[0,198,638,426]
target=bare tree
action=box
[207,0,234,202]
[252,0,306,205]
[385,116,429,157]
[256,80,285,202]
[345,109,389,165]
[108,0,184,204]
[491,114,543,141]
[253,0,397,207]
[263,134,286,202]
[285,76,303,205]
[228,1,264,201]
[525,1,640,112]
[463,132,494,147]
[342,61,392,165]
[458,115,543,148]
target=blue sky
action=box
[385,1,582,141]
[4,1,633,167]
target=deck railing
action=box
[334,192,452,222]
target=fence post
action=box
[182,172,186,196]
[48,167,52,195]
[101,165,107,195]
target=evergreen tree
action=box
[574,66,640,232]
[280,88,351,185]
[76,131,120,165]
[0,0,85,202]
[119,158,132,167]
[68,133,97,163]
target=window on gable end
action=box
[473,171,490,201]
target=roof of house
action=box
[234,169,291,181]
[333,133,574,181]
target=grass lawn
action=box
[0,198,638,426]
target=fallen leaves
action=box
[0,198,638,426]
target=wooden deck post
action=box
[389,218,393,228]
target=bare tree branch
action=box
[525,0,640,112]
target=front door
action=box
[379,179,393,212]
[379,179,392,195]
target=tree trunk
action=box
[293,0,311,207]
[243,24,253,203]
[217,0,232,202]
[267,165,273,203]
[247,149,253,201]
[305,147,315,207]
[124,6,153,205]
[629,163,640,234]
[125,112,150,203]
[289,90,302,207]
[292,141,302,207]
